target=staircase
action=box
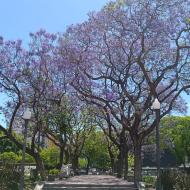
[43,183,138,190]
[41,175,139,190]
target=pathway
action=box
[43,175,138,189]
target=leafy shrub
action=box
[128,154,134,168]
[0,164,20,190]
[49,169,60,176]
[79,158,87,168]
[143,176,156,186]
[0,152,20,163]
[160,169,190,190]
[15,153,35,164]
[25,154,35,163]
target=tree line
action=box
[0,0,190,184]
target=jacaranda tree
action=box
[0,30,65,179]
[60,0,190,183]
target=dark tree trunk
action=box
[57,146,64,169]
[72,156,79,175]
[116,149,124,178]
[34,152,46,180]
[86,157,90,175]
[64,149,70,164]
[124,148,128,180]
[134,142,142,185]
[110,157,115,175]
[107,145,115,175]
[117,131,129,179]
[122,135,128,180]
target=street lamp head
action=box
[152,98,160,110]
[22,108,32,120]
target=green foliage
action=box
[128,154,134,168]
[95,151,110,169]
[0,151,34,164]
[0,164,20,190]
[48,169,60,176]
[23,154,35,163]
[40,147,59,169]
[79,158,87,168]
[46,96,73,137]
[25,154,35,163]
[161,116,190,166]
[0,152,20,163]
[0,134,19,154]
[160,169,190,190]
[142,176,156,186]
[14,151,35,163]
[82,129,110,169]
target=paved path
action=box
[47,175,134,185]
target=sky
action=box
[0,0,110,42]
[0,0,190,125]
[0,0,110,125]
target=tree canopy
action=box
[0,0,189,183]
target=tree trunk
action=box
[64,149,70,164]
[57,146,64,169]
[134,143,142,185]
[108,145,115,175]
[86,157,90,175]
[117,133,129,179]
[34,152,46,180]
[72,156,79,175]
[124,148,128,180]
[116,149,124,178]
[110,157,115,175]
[122,135,128,180]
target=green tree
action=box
[82,129,110,173]
[40,147,60,170]
[161,116,190,167]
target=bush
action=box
[25,154,35,163]
[160,169,190,190]
[0,152,20,164]
[143,176,156,186]
[79,158,87,168]
[128,154,134,168]
[16,153,35,164]
[0,164,20,190]
[49,169,60,176]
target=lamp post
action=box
[19,108,32,190]
[152,98,161,190]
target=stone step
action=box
[43,184,138,190]
[43,187,137,190]
[42,175,138,190]
[43,188,137,190]
[44,184,136,187]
